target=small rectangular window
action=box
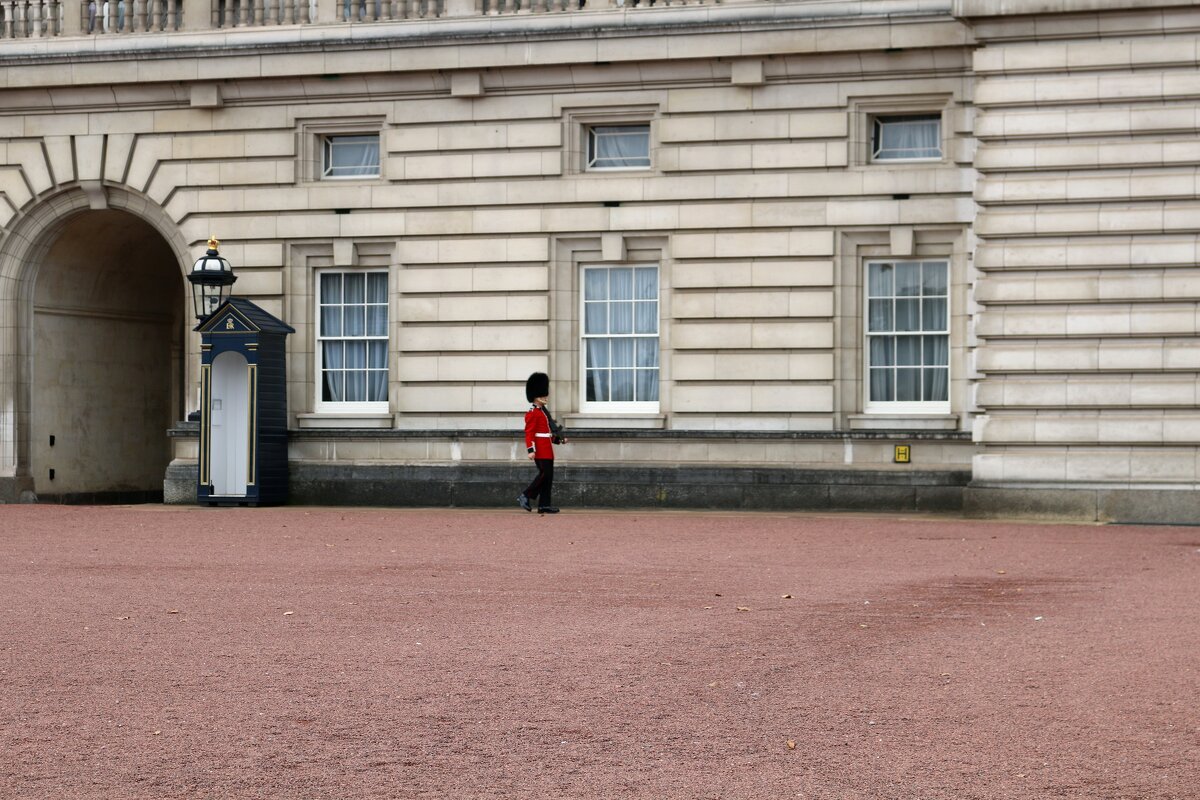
[865,260,948,409]
[586,124,651,171]
[582,265,659,410]
[322,134,380,178]
[871,115,942,161]
[317,271,388,410]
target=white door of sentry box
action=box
[211,350,250,496]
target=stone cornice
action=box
[0,1,960,74]
[952,0,1195,17]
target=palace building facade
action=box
[2,0,1198,521]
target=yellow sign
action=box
[894,445,911,464]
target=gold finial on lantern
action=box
[207,236,220,251]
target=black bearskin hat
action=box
[525,372,550,402]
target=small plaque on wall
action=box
[894,445,911,464]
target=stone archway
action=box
[0,187,192,503]
[31,210,185,501]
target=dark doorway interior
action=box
[31,210,184,502]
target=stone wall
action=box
[962,1,1200,520]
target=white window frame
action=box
[563,106,658,177]
[297,117,386,184]
[585,123,652,172]
[579,263,661,414]
[870,114,943,162]
[863,259,950,414]
[321,133,381,179]
[314,269,389,414]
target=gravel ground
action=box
[1,504,1197,799]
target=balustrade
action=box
[1,0,721,38]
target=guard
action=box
[518,372,566,514]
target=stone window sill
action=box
[296,413,394,430]
[562,413,666,430]
[847,414,959,432]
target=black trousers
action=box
[523,458,554,509]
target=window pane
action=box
[586,369,609,402]
[922,262,947,295]
[868,263,893,297]
[585,302,607,335]
[610,302,633,335]
[924,335,949,367]
[636,337,659,368]
[322,369,344,402]
[611,369,634,402]
[321,305,342,337]
[324,134,380,177]
[869,368,893,402]
[367,306,387,337]
[896,336,921,366]
[869,336,893,367]
[320,273,342,304]
[924,367,949,402]
[896,368,921,402]
[634,301,657,335]
[584,269,608,301]
[589,125,651,169]
[874,116,941,160]
[635,267,658,300]
[610,268,633,301]
[586,339,609,369]
[636,369,658,402]
[611,338,634,368]
[895,299,920,332]
[344,305,366,337]
[368,371,387,402]
[895,263,921,297]
[367,273,387,303]
[345,371,367,402]
[368,340,387,370]
[345,341,367,370]
[344,273,365,304]
[868,299,892,332]
[923,298,948,331]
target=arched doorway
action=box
[30,209,185,502]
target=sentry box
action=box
[196,298,294,506]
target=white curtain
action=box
[590,126,650,168]
[876,117,940,159]
[322,342,344,402]
[327,136,379,177]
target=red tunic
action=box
[524,405,554,460]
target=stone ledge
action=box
[166,424,973,442]
[284,462,970,511]
[965,484,1200,524]
[283,428,975,441]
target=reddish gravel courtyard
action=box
[1,504,1197,799]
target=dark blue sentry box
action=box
[196,298,294,506]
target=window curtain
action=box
[592,126,650,168]
[322,342,344,402]
[877,118,940,159]
[328,137,379,177]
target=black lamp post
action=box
[186,236,237,421]
[188,236,237,322]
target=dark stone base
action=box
[34,490,165,505]
[164,462,199,505]
[288,462,970,512]
[0,476,37,504]
[965,485,1200,525]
